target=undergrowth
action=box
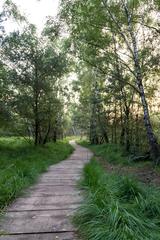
[79,141,153,169]
[0,137,73,212]
[74,159,160,240]
[79,141,129,165]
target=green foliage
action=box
[42,17,61,41]
[0,137,73,211]
[61,0,160,161]
[74,159,160,240]
[3,0,26,22]
[1,23,68,144]
[0,61,13,127]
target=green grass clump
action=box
[0,137,73,211]
[117,176,145,201]
[74,159,160,240]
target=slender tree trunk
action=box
[103,131,109,144]
[135,114,140,152]
[113,103,117,144]
[90,84,99,144]
[43,121,51,145]
[34,59,40,146]
[97,109,109,144]
[137,78,159,162]
[38,128,43,144]
[34,122,38,145]
[53,129,57,143]
[111,125,114,144]
[128,15,160,162]
[124,107,130,152]
[34,96,39,146]
[90,118,98,144]
[120,127,125,145]
[120,102,125,145]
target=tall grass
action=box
[74,159,160,240]
[0,137,73,211]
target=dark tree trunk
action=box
[111,125,114,144]
[113,103,117,144]
[130,112,134,148]
[103,131,109,144]
[135,114,140,152]
[90,116,99,144]
[38,129,43,145]
[53,129,57,143]
[34,121,38,145]
[125,107,130,152]
[97,109,109,144]
[120,101,125,145]
[34,59,40,146]
[43,121,51,145]
[34,100,39,146]
[90,92,99,144]
[120,127,125,145]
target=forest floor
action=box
[79,141,160,187]
[99,157,160,186]
[0,141,93,240]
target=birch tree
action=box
[61,0,160,162]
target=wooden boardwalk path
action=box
[0,141,93,240]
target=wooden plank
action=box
[26,186,80,197]
[0,232,77,240]
[0,210,75,234]
[8,195,82,211]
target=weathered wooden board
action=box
[8,195,82,211]
[0,232,77,240]
[0,209,75,234]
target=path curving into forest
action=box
[0,141,93,240]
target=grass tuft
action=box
[117,176,145,201]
